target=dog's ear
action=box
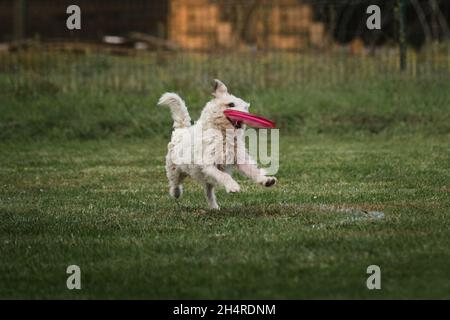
[212,79,228,97]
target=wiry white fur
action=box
[158,93,191,129]
[158,79,277,210]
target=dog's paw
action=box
[225,180,240,193]
[170,186,182,199]
[262,176,277,187]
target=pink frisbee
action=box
[223,109,276,129]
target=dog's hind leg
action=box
[168,169,185,199]
[166,157,185,199]
[204,183,219,209]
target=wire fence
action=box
[1,0,449,93]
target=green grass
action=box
[0,52,449,298]
[0,136,449,299]
[1,78,449,140]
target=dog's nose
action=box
[235,106,249,113]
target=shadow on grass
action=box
[173,201,386,221]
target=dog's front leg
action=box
[236,153,277,187]
[202,166,240,193]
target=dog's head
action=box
[200,79,250,130]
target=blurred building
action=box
[1,0,449,51]
[0,0,168,41]
[1,0,325,50]
[169,0,325,50]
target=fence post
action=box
[396,0,407,71]
[13,0,26,41]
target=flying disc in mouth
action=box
[223,109,276,129]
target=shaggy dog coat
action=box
[158,80,276,209]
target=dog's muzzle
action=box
[226,117,242,129]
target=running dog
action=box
[158,79,277,209]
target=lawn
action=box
[0,135,449,299]
[0,53,449,298]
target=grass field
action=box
[1,136,449,299]
[0,53,449,299]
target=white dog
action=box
[158,79,277,209]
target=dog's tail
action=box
[158,93,191,129]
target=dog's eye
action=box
[227,103,235,108]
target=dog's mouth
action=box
[226,117,242,129]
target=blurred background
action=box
[1,1,449,300]
[0,0,449,140]
[1,0,449,91]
